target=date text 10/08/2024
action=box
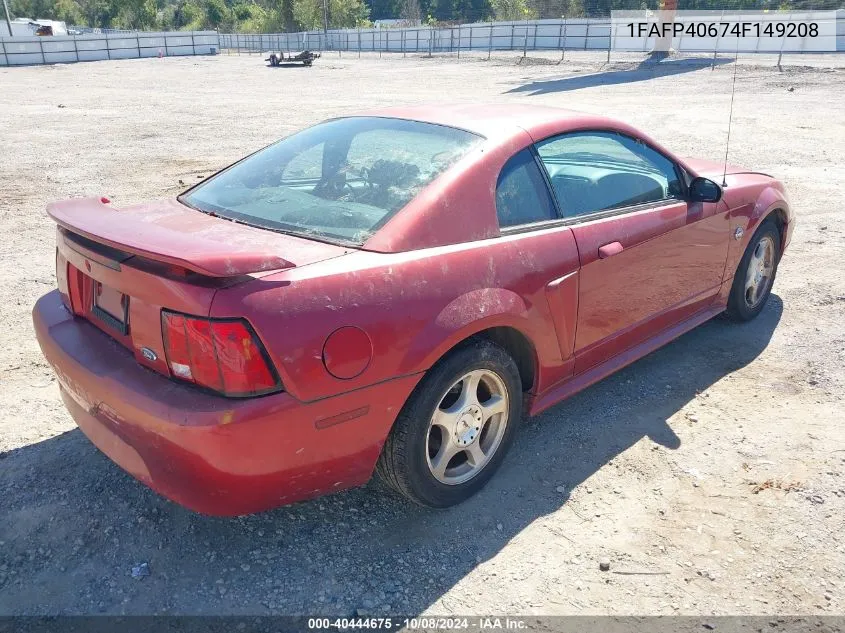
[307,617,528,630]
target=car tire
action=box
[725,218,781,322]
[376,339,522,507]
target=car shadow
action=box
[0,296,782,616]
[506,57,732,96]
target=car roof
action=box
[360,103,622,140]
[355,104,694,253]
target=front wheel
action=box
[726,219,781,321]
[376,339,522,507]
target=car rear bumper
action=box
[33,290,421,516]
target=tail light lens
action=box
[161,311,280,397]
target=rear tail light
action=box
[161,311,280,397]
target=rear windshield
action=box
[180,117,482,245]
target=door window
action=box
[535,131,683,218]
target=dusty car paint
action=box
[33,104,793,515]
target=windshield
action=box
[181,117,482,245]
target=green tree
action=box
[292,0,369,30]
[279,0,297,31]
[455,0,491,20]
[53,0,85,24]
[525,0,583,18]
[369,0,403,19]
[491,0,536,20]
[10,0,78,19]
[561,0,584,17]
[231,1,270,31]
[114,0,158,29]
[427,0,454,21]
[180,1,206,28]
[76,0,120,27]
[400,0,421,21]
[204,0,230,28]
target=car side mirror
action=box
[688,177,722,203]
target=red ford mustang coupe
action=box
[33,104,793,515]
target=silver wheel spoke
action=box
[454,370,482,410]
[480,394,507,420]
[746,281,757,304]
[431,408,453,434]
[466,442,486,468]
[745,264,758,289]
[430,437,461,480]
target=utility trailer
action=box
[266,51,321,67]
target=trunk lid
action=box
[50,197,350,379]
[49,197,351,276]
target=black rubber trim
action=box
[91,304,129,336]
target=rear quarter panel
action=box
[210,228,581,403]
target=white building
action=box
[0,18,68,36]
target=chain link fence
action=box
[0,31,219,66]
[221,20,610,55]
[220,11,845,60]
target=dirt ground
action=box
[1,51,844,617]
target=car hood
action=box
[684,158,773,180]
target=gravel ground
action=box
[0,51,844,617]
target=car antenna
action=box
[722,44,740,188]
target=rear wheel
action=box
[726,219,781,321]
[376,339,522,507]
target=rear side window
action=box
[495,149,558,228]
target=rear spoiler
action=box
[47,197,295,277]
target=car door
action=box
[534,130,730,374]
[494,147,581,369]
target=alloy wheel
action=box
[425,369,510,486]
[744,235,775,309]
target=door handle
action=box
[598,241,624,259]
